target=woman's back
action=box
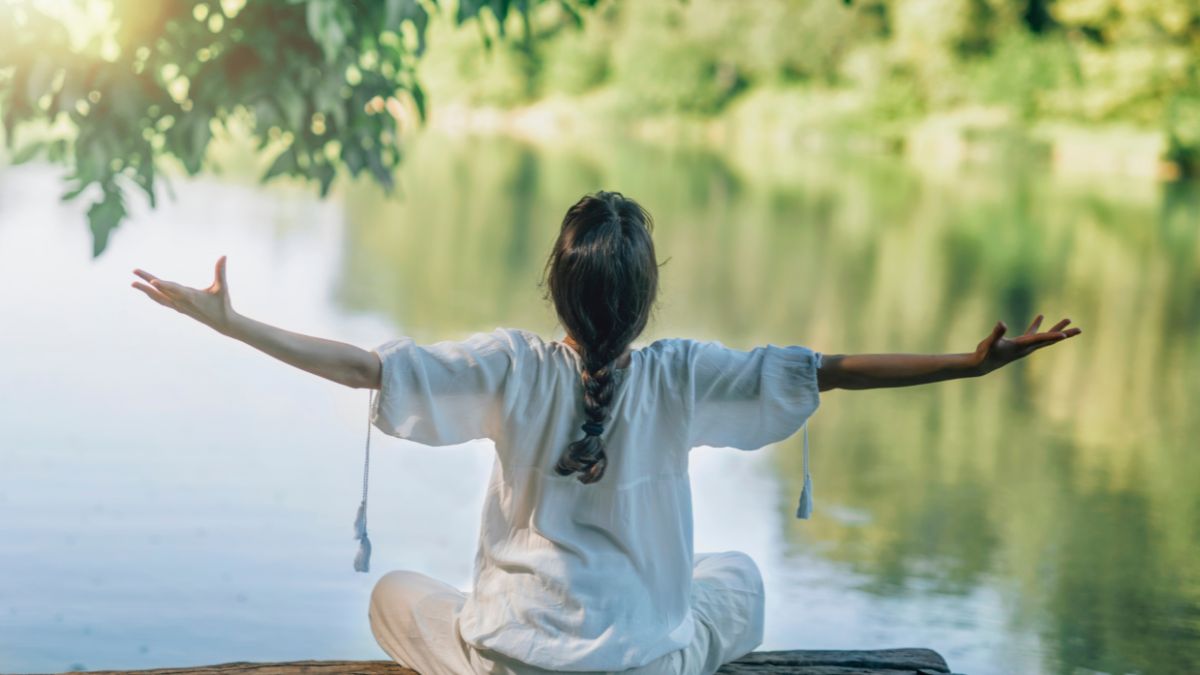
[370,327,822,671]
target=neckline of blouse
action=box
[555,338,638,374]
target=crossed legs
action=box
[368,551,764,675]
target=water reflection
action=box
[2,133,1197,675]
[337,133,1200,675]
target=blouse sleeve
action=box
[684,339,822,450]
[370,328,522,446]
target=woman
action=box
[131,191,1080,675]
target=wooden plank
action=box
[37,648,953,675]
[716,648,951,673]
[720,671,944,675]
[41,663,413,675]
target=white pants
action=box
[368,551,765,675]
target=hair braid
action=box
[556,346,622,483]
[544,191,659,485]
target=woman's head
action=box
[544,191,659,484]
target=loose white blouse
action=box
[369,328,822,672]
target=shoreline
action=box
[421,89,1181,182]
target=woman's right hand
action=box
[131,256,238,335]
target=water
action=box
[1,133,1198,674]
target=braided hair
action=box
[544,191,659,484]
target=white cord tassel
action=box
[353,500,371,573]
[795,422,813,520]
[353,390,376,573]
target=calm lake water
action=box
[1,133,1198,675]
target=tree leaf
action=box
[306,0,348,62]
[262,146,297,182]
[184,116,212,174]
[387,0,431,55]
[87,184,127,257]
[10,140,45,164]
[316,162,336,197]
[410,81,427,121]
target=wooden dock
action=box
[40,648,957,674]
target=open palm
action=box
[131,256,235,333]
[972,314,1081,375]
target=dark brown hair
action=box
[544,191,659,484]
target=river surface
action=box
[1,133,1198,674]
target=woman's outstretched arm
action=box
[131,256,381,389]
[817,315,1081,392]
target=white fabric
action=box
[370,328,821,672]
[369,552,765,675]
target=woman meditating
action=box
[131,191,1080,675]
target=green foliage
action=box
[422,0,872,113]
[538,15,611,96]
[0,0,598,256]
[5,0,1200,258]
[609,36,743,115]
[605,1,864,113]
[970,32,1080,120]
[419,18,538,108]
[421,0,1200,168]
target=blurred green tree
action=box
[0,0,596,256]
[425,0,1200,177]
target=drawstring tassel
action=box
[353,500,371,573]
[353,390,376,573]
[796,473,813,520]
[795,422,814,520]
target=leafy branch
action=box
[0,0,597,256]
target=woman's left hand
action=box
[970,314,1082,375]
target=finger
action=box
[977,321,1007,354]
[1015,326,1082,356]
[215,255,228,289]
[1024,314,1044,335]
[1019,338,1066,356]
[1049,318,1072,332]
[133,268,160,283]
[989,320,1007,345]
[150,278,190,298]
[132,281,175,308]
[1012,331,1067,346]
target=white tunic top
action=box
[370,328,821,672]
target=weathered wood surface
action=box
[46,666,413,675]
[38,648,955,675]
[714,649,953,674]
